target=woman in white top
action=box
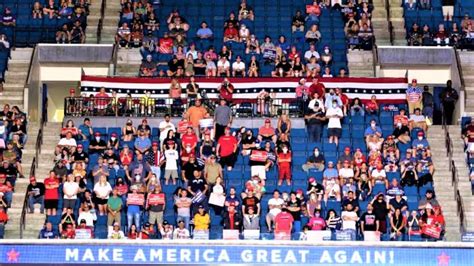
[63,174,79,213]
[93,175,112,215]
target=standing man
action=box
[422,85,434,120]
[219,78,235,103]
[214,99,232,141]
[158,114,175,147]
[440,80,458,125]
[406,79,423,114]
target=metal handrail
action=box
[97,0,107,44]
[19,157,35,239]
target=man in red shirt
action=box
[44,170,60,216]
[158,32,173,54]
[274,207,293,237]
[216,127,238,171]
[277,144,292,186]
[94,87,110,116]
[181,126,198,152]
[335,88,349,115]
[223,22,239,42]
[258,119,277,143]
[309,78,325,100]
[0,206,8,239]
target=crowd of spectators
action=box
[36,75,446,241]
[114,0,357,78]
[0,104,28,238]
[24,0,91,44]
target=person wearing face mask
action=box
[325,100,344,146]
[88,132,107,155]
[324,89,342,110]
[107,133,119,150]
[392,120,411,145]
[364,119,382,143]
[277,144,292,186]
[302,148,325,172]
[411,131,430,158]
[307,209,326,231]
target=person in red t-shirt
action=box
[216,127,238,171]
[94,87,110,116]
[277,144,292,186]
[223,22,239,42]
[181,126,198,151]
[258,119,277,143]
[309,78,325,100]
[158,32,174,54]
[335,88,350,115]
[44,170,60,216]
[274,207,294,234]
[393,109,409,126]
[365,95,379,115]
[0,206,8,238]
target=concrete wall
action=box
[40,65,109,81]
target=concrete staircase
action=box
[85,0,104,44]
[0,48,33,110]
[347,50,375,77]
[371,0,391,46]
[459,51,474,117]
[388,0,407,45]
[427,125,461,241]
[116,49,142,76]
[447,126,474,232]
[99,0,122,44]
[4,122,62,239]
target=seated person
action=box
[223,22,240,43]
[365,95,379,115]
[370,163,388,188]
[158,32,174,54]
[364,120,382,143]
[305,24,321,44]
[257,119,277,143]
[139,55,157,77]
[167,10,190,33]
[69,20,85,44]
[411,131,430,158]
[271,57,292,77]
[167,56,184,77]
[409,108,428,132]
[232,56,246,77]
[115,22,131,48]
[217,56,231,77]
[56,24,70,44]
[322,161,341,202]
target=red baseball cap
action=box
[152,141,159,147]
[417,131,424,136]
[265,119,271,123]
[308,177,315,183]
[29,176,36,183]
[94,132,101,137]
[111,132,117,137]
[69,88,75,94]
[344,147,351,152]
[412,79,417,83]
[77,144,83,148]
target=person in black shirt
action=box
[360,203,378,235]
[287,192,302,233]
[272,57,292,77]
[422,85,434,119]
[342,191,360,214]
[60,208,76,230]
[9,118,27,145]
[27,177,45,213]
[193,53,207,76]
[88,132,107,155]
[181,155,202,182]
[440,80,458,125]
[392,122,410,144]
[72,144,88,168]
[167,56,184,77]
[292,10,305,33]
[0,104,13,122]
[187,170,208,214]
[242,190,260,215]
[0,161,18,183]
[137,119,151,138]
[371,194,389,234]
[70,20,85,43]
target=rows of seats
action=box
[0,0,89,47]
[131,0,349,76]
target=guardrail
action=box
[20,157,35,239]
[97,0,106,44]
[63,96,303,118]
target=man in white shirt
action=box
[217,56,230,77]
[58,132,77,151]
[409,107,427,132]
[341,203,358,240]
[265,190,285,232]
[173,220,191,239]
[232,55,246,77]
[325,99,344,146]
[371,164,388,187]
[338,160,354,183]
[304,44,320,63]
[158,114,175,146]
[62,174,79,213]
[307,92,325,113]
